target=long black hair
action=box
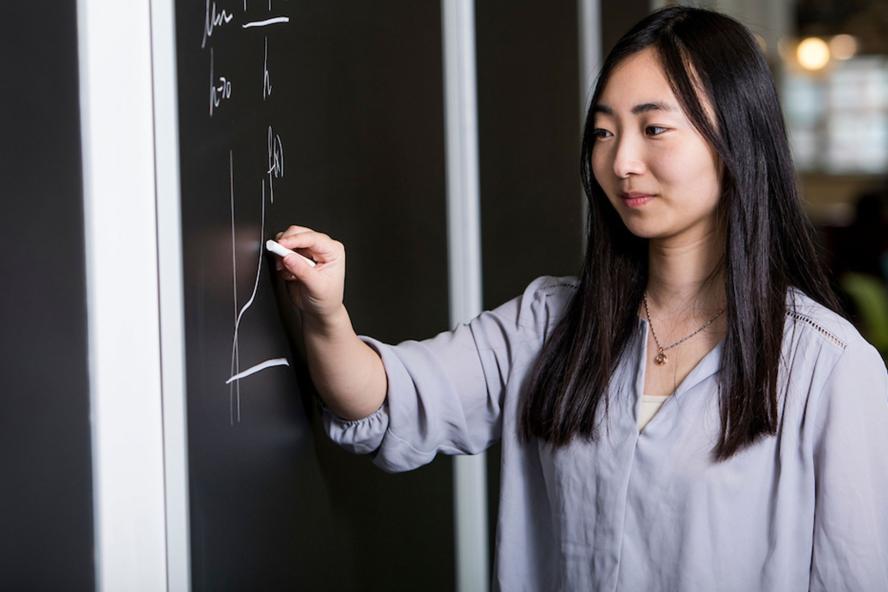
[518,6,841,461]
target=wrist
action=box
[303,303,351,338]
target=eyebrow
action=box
[593,101,678,115]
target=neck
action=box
[645,229,726,319]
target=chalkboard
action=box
[0,1,95,589]
[175,2,455,589]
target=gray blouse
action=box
[321,276,888,591]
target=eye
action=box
[646,125,668,136]
[591,128,613,140]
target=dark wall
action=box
[0,2,95,590]
[176,2,453,590]
[602,0,652,54]
[476,1,586,309]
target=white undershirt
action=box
[638,394,669,430]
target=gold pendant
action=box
[654,350,667,365]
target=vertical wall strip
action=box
[441,2,488,591]
[150,0,192,590]
[578,0,601,255]
[77,0,169,589]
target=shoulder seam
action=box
[519,277,576,335]
[785,310,848,350]
[537,278,578,295]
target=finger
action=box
[283,252,317,274]
[279,248,318,279]
[276,230,314,249]
[276,232,339,262]
[276,225,313,240]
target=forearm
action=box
[302,304,387,421]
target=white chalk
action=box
[265,239,317,267]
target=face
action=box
[590,47,722,245]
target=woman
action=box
[273,6,888,591]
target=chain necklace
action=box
[642,293,726,365]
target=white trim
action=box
[578,0,601,123]
[441,2,489,591]
[150,0,192,590]
[78,0,168,589]
[578,0,601,255]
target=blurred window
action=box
[785,56,888,173]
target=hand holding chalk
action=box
[271,226,346,322]
[266,239,317,267]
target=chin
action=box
[619,218,665,239]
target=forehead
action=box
[598,47,677,110]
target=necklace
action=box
[642,293,726,366]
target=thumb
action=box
[282,252,313,278]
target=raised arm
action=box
[273,225,386,421]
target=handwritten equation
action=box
[201,0,291,424]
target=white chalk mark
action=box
[266,126,284,203]
[225,358,289,384]
[209,49,215,117]
[209,48,232,117]
[262,37,272,100]
[202,0,234,49]
[229,151,241,425]
[228,179,267,422]
[242,17,289,28]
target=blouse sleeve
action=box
[809,337,888,591]
[319,275,565,473]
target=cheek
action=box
[651,144,721,205]
[590,147,615,189]
[590,148,605,178]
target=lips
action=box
[619,191,655,208]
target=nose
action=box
[611,135,646,179]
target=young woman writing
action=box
[273,7,887,591]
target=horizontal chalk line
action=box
[242,17,289,28]
[226,357,290,384]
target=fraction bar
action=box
[242,17,289,28]
[225,357,290,384]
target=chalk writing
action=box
[228,151,241,421]
[242,16,289,29]
[201,0,234,49]
[210,5,293,422]
[262,37,272,100]
[267,126,284,203]
[228,173,270,422]
[226,358,289,384]
[209,48,232,117]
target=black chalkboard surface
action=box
[175,2,454,590]
[0,2,94,589]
